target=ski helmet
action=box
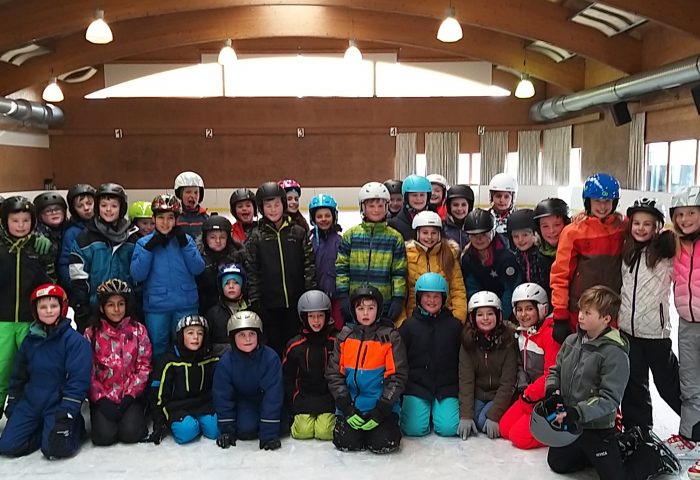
[671,186,700,217]
[357,182,390,212]
[176,314,209,334]
[507,209,536,234]
[33,191,67,215]
[66,184,96,217]
[297,290,333,328]
[128,201,153,221]
[96,278,132,309]
[415,272,449,306]
[464,208,495,234]
[427,174,449,191]
[583,173,620,200]
[151,194,182,216]
[468,290,502,314]
[218,263,246,292]
[412,210,443,231]
[627,197,666,225]
[229,188,257,218]
[30,283,69,321]
[401,175,432,197]
[227,310,263,335]
[308,194,338,225]
[530,401,582,447]
[95,183,128,219]
[174,171,205,202]
[349,285,384,323]
[202,215,232,234]
[0,196,36,232]
[255,181,287,212]
[383,179,403,195]
[278,179,301,196]
[534,198,571,222]
[512,283,549,321]
[446,185,475,213]
[489,173,518,195]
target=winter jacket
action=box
[206,300,247,356]
[282,328,336,415]
[620,248,673,338]
[176,206,209,240]
[36,221,65,267]
[461,234,521,318]
[515,317,560,402]
[69,218,136,308]
[400,239,467,325]
[231,221,257,244]
[443,217,470,255]
[58,217,88,293]
[0,230,53,323]
[213,345,283,442]
[150,345,219,426]
[289,211,310,233]
[5,319,91,418]
[388,208,416,241]
[550,215,625,328]
[245,216,316,310]
[546,327,630,430]
[335,221,407,313]
[196,236,245,315]
[130,231,205,313]
[513,246,551,301]
[458,323,517,422]
[311,228,342,299]
[399,308,462,401]
[325,320,408,416]
[674,238,700,323]
[84,317,152,404]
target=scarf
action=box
[0,226,32,254]
[472,322,505,352]
[539,241,557,258]
[94,217,132,244]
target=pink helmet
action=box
[278,179,301,196]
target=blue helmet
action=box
[582,173,620,200]
[415,272,449,296]
[218,263,247,291]
[401,175,432,196]
[308,194,338,225]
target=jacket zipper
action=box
[523,252,531,283]
[485,352,491,389]
[274,226,289,308]
[630,256,641,337]
[690,242,696,322]
[366,224,374,284]
[568,341,584,399]
[351,330,366,404]
[14,247,21,322]
[659,303,665,331]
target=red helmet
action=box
[151,194,182,216]
[30,283,69,321]
[278,179,301,196]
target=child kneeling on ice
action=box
[283,290,337,440]
[399,273,462,437]
[326,286,408,454]
[146,315,219,445]
[214,311,283,451]
[0,284,91,459]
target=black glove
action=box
[542,390,564,414]
[119,395,135,413]
[335,396,355,418]
[144,233,168,251]
[96,397,121,423]
[260,438,281,450]
[366,399,393,425]
[386,298,404,322]
[74,304,91,331]
[338,295,352,323]
[173,227,188,247]
[143,423,166,445]
[552,319,571,344]
[217,432,236,449]
[50,411,75,440]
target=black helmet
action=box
[255,181,287,212]
[383,179,403,195]
[95,183,128,219]
[229,188,257,218]
[464,208,494,234]
[349,285,384,322]
[446,184,475,213]
[67,184,96,217]
[534,198,571,222]
[0,196,36,232]
[202,215,232,234]
[33,191,67,214]
[627,197,666,224]
[507,209,536,233]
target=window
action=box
[670,140,697,194]
[645,140,699,192]
[569,148,582,187]
[456,153,481,185]
[506,152,519,179]
[471,153,481,185]
[415,153,426,176]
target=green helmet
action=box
[128,201,152,221]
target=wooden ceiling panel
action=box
[599,0,700,38]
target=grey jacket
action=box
[546,327,630,429]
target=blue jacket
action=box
[213,345,283,442]
[58,218,88,293]
[6,319,91,417]
[311,228,341,298]
[130,232,205,313]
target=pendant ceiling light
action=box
[218,38,237,66]
[85,9,113,44]
[344,40,363,62]
[514,75,535,99]
[437,7,463,43]
[42,77,64,103]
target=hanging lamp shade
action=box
[85,9,113,44]
[437,8,463,43]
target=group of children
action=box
[1,169,700,479]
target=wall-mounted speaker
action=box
[610,101,631,126]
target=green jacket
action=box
[335,221,407,311]
[546,327,630,429]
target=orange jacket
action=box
[550,214,625,329]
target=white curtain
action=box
[518,130,541,186]
[627,113,646,189]
[479,131,508,185]
[425,131,459,185]
[394,132,417,179]
[542,126,571,186]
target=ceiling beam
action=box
[601,0,700,38]
[0,5,585,95]
[0,0,639,73]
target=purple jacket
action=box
[311,228,341,298]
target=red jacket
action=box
[516,317,560,402]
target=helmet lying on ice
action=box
[530,400,582,448]
[174,171,205,202]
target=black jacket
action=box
[399,308,462,401]
[513,245,552,300]
[244,216,316,309]
[196,237,245,315]
[205,300,247,356]
[282,327,336,415]
[388,208,415,242]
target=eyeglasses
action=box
[42,207,64,215]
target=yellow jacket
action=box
[397,239,468,327]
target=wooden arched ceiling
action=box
[0,0,697,96]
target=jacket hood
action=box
[576,326,629,354]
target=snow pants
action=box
[621,335,680,431]
[91,402,147,446]
[679,319,700,440]
[171,414,218,444]
[499,397,543,450]
[333,413,401,454]
[0,322,30,411]
[291,413,335,440]
[145,307,198,358]
[399,395,459,437]
[233,398,282,443]
[0,402,85,459]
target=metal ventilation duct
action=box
[0,97,64,128]
[530,55,700,122]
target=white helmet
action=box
[512,283,549,321]
[489,173,518,194]
[671,186,700,216]
[427,174,449,190]
[468,291,502,314]
[412,210,443,230]
[358,182,390,206]
[174,171,205,201]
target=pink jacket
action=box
[673,239,700,323]
[84,317,153,403]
